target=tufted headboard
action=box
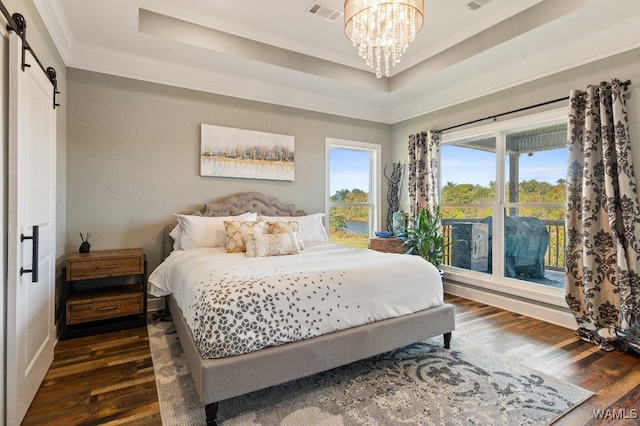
[163,192,307,259]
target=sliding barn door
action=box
[0,23,8,426]
[5,31,57,425]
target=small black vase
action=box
[79,241,91,253]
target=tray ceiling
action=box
[34,0,640,123]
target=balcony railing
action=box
[441,218,565,272]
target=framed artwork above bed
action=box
[200,124,295,181]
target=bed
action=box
[149,192,455,425]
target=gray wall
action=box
[66,70,391,270]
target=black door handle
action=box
[20,225,39,283]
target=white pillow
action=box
[169,224,182,251]
[172,212,257,250]
[259,213,328,243]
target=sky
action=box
[440,146,567,187]
[329,145,567,197]
[329,148,370,195]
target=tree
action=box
[331,189,369,223]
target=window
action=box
[440,108,567,304]
[325,138,381,249]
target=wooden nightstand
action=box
[62,248,147,339]
[369,237,408,254]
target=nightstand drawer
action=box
[67,256,143,280]
[369,237,407,253]
[66,293,144,325]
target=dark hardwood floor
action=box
[448,295,640,425]
[22,326,161,425]
[22,294,640,425]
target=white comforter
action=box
[149,242,443,359]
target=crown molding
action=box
[390,13,640,123]
[33,0,74,64]
[65,41,393,123]
[35,0,393,122]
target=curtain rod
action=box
[440,96,569,133]
[440,79,632,133]
[1,1,60,108]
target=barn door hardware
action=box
[1,2,61,109]
[47,67,60,108]
[20,225,39,283]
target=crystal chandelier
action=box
[344,0,424,78]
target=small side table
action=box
[62,248,147,339]
[369,237,408,254]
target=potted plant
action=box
[400,206,446,271]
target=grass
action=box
[329,232,370,249]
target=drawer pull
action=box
[94,305,120,312]
[93,265,120,270]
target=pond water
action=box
[345,220,369,234]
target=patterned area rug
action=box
[148,314,592,425]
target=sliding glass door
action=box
[440,109,568,298]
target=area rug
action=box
[148,314,592,425]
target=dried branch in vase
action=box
[384,162,405,232]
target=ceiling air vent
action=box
[307,2,343,22]
[466,0,491,11]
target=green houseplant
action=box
[400,206,446,267]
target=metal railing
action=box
[441,218,565,271]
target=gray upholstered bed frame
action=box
[161,192,456,425]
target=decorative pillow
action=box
[259,213,328,243]
[224,220,266,253]
[268,220,304,250]
[172,212,257,250]
[245,232,301,257]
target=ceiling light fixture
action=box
[344,0,424,78]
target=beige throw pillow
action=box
[224,220,267,253]
[245,232,301,257]
[268,220,304,250]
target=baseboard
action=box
[444,281,577,330]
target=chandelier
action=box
[344,0,424,78]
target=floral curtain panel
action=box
[565,79,640,350]
[408,130,441,216]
